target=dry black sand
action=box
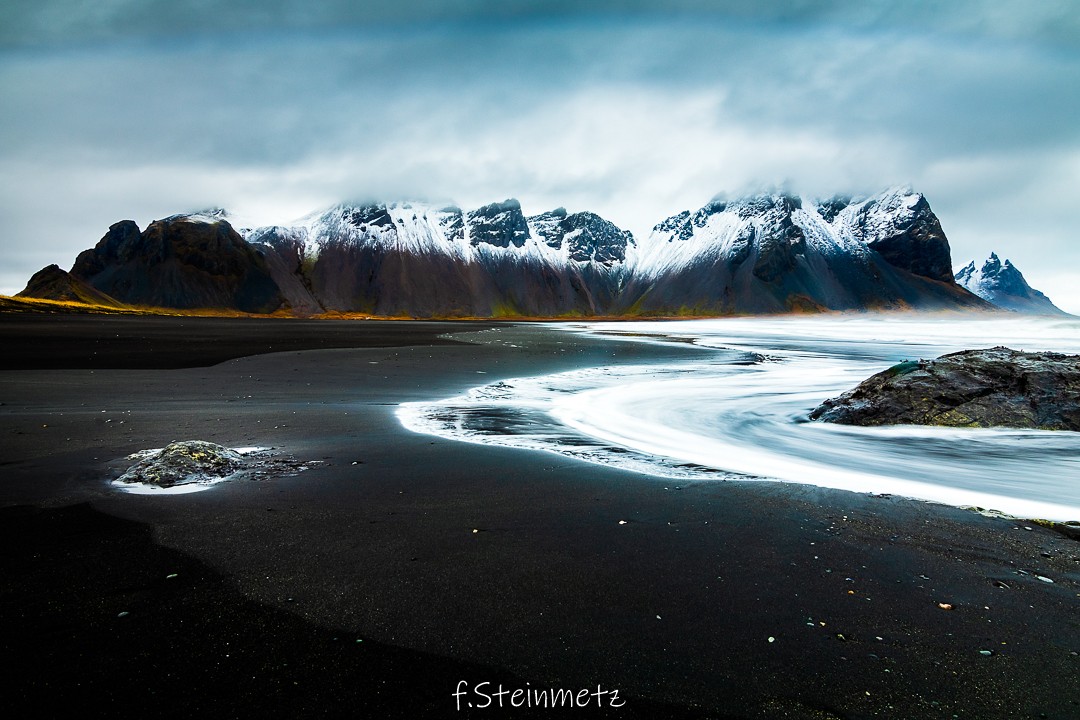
[1,314,1078,719]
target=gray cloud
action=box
[3,1,1079,50]
[1,2,1078,310]
[5,18,1075,164]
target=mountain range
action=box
[15,187,1063,318]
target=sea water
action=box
[397,315,1080,521]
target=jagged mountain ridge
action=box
[245,199,631,316]
[22,188,1008,317]
[618,189,983,314]
[955,253,1066,316]
[68,216,284,313]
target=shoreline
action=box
[2,314,1078,717]
[406,319,1080,527]
[2,293,1020,322]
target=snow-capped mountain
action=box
[243,199,633,316]
[617,188,985,314]
[955,253,1066,316]
[23,188,1012,317]
[830,188,955,283]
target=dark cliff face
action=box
[466,200,530,248]
[810,347,1080,431]
[844,194,955,284]
[342,205,395,232]
[70,217,285,313]
[438,207,466,244]
[816,197,851,223]
[652,210,695,241]
[71,220,142,278]
[528,208,635,264]
[735,195,807,284]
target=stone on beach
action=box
[117,440,246,488]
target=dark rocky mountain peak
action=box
[342,204,396,232]
[816,196,851,223]
[466,199,530,248]
[654,194,804,253]
[437,206,466,243]
[529,208,572,250]
[244,225,308,252]
[730,193,802,220]
[164,208,230,223]
[527,209,635,264]
[652,210,695,242]
[70,220,142,278]
[525,208,565,244]
[836,188,954,283]
[691,198,729,228]
[69,215,284,313]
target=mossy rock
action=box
[117,441,245,488]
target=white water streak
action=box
[398,315,1080,520]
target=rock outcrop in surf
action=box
[809,347,1080,431]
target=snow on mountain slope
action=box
[32,189,1005,317]
[244,200,633,269]
[956,253,1067,316]
[628,193,884,281]
[166,208,231,225]
[528,208,636,265]
[830,187,955,283]
[617,188,987,315]
[240,199,635,316]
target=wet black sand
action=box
[1,314,1078,718]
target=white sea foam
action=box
[398,315,1080,521]
[112,476,237,495]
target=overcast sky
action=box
[2,1,1078,311]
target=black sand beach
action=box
[1,314,1078,718]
